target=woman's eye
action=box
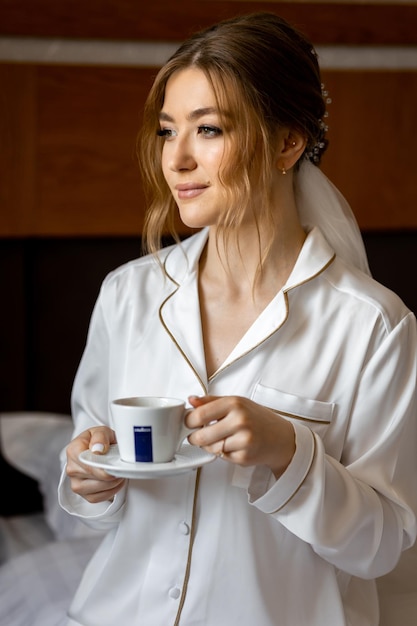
[198,125,223,137]
[157,128,176,139]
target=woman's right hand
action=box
[66,426,126,503]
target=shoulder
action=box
[101,243,176,291]
[89,247,174,318]
[96,231,206,305]
[324,258,413,333]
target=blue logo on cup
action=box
[134,426,153,462]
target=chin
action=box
[178,212,213,230]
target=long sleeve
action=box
[249,312,417,579]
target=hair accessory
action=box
[306,84,331,164]
[321,84,332,105]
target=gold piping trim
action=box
[158,293,207,395]
[158,298,207,395]
[271,408,331,425]
[159,251,207,395]
[173,467,202,626]
[208,255,335,382]
[208,290,290,382]
[287,254,335,290]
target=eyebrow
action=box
[159,107,218,122]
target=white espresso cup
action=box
[110,396,194,463]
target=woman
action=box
[59,12,417,625]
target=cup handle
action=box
[178,409,197,447]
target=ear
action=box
[276,130,306,174]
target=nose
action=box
[167,135,197,172]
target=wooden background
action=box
[2,1,417,43]
[1,0,417,236]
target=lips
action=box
[175,183,208,199]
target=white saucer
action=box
[79,443,216,479]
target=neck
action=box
[200,217,306,300]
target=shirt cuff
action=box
[248,422,315,513]
[58,465,126,522]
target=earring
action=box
[280,166,287,175]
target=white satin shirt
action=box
[59,227,417,626]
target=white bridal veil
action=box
[295,160,371,276]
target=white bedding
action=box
[0,412,416,626]
[0,534,101,626]
[0,512,53,563]
[0,413,103,626]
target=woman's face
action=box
[159,67,231,229]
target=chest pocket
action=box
[252,382,335,439]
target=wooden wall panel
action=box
[1,1,417,44]
[1,62,417,236]
[36,65,155,236]
[0,64,37,235]
[320,70,417,230]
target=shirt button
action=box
[169,587,181,599]
[178,521,190,535]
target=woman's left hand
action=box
[186,395,295,478]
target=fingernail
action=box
[91,443,105,453]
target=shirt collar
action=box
[163,226,335,291]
